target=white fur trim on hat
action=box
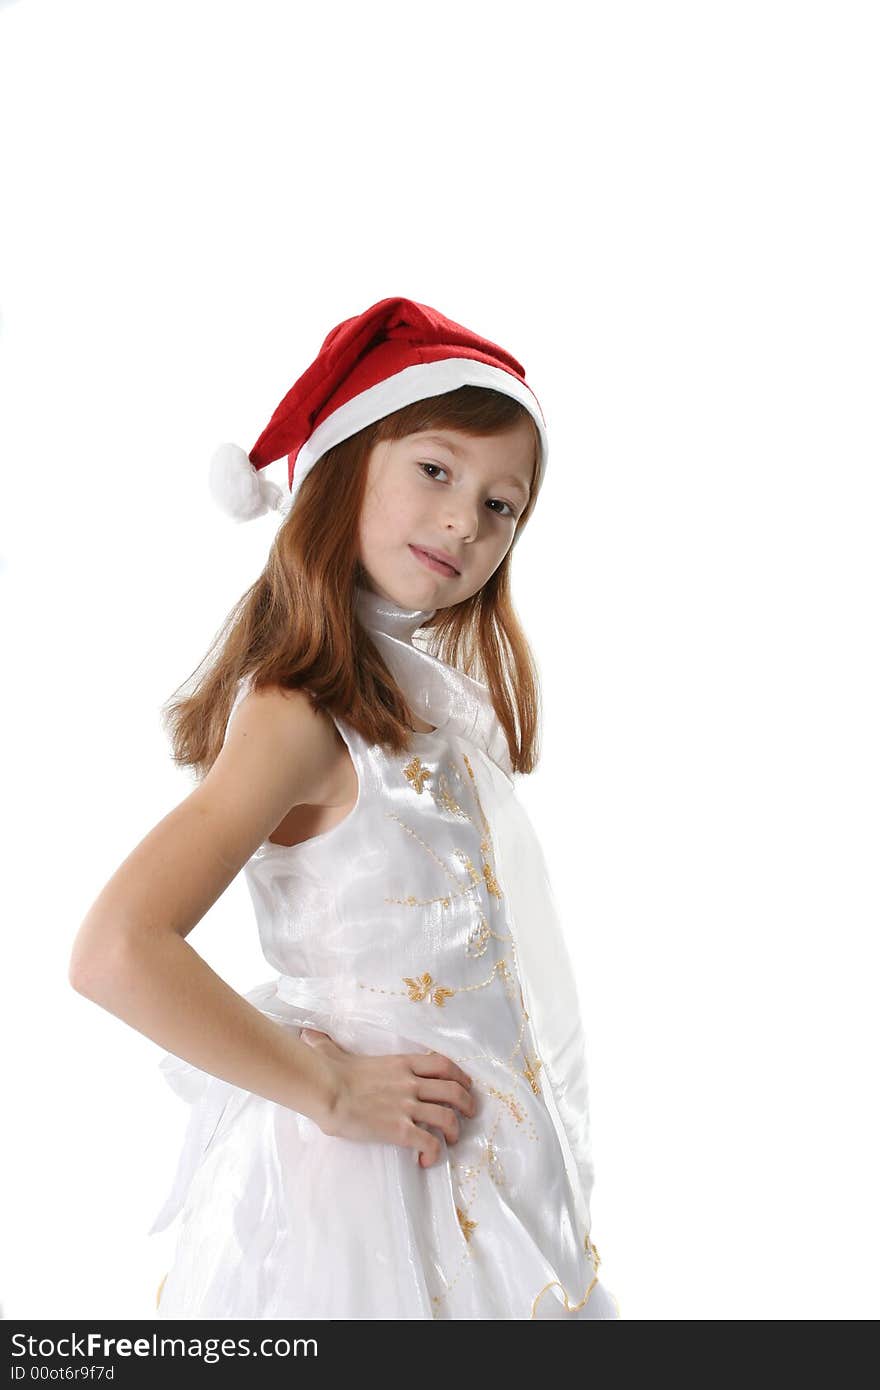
[208,443,288,522]
[287,357,549,512]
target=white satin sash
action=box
[354,586,596,1240]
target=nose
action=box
[442,495,479,542]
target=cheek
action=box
[484,535,514,576]
[379,490,420,538]
[359,488,414,550]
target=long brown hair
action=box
[163,385,545,781]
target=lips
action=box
[410,545,461,576]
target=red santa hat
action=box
[208,295,549,522]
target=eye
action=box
[419,461,448,482]
[419,462,517,519]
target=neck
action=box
[354,584,436,646]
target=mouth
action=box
[409,545,461,577]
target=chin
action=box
[366,573,432,608]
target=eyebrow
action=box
[409,433,531,498]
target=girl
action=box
[69,296,621,1320]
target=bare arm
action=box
[68,686,343,1128]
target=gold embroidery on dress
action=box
[450,1119,507,1202]
[433,1076,550,1317]
[488,1085,524,1125]
[428,1203,476,1318]
[391,750,502,901]
[459,959,514,997]
[485,1137,507,1188]
[388,750,514,1012]
[453,850,482,886]
[358,958,516,1006]
[482,860,502,898]
[401,972,456,1007]
[403,754,432,794]
[520,1051,544,1096]
[530,1273,600,1318]
[462,751,492,839]
[465,911,492,958]
[383,812,475,894]
[451,849,501,900]
[382,811,475,910]
[385,890,455,909]
[455,1205,478,1242]
[434,771,467,817]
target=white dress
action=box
[149,588,620,1320]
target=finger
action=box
[416,1078,476,1117]
[409,1123,443,1168]
[396,1116,442,1167]
[409,1051,473,1090]
[412,1101,461,1144]
[415,1118,453,1167]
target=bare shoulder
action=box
[220,683,346,808]
[69,685,354,961]
[218,683,357,851]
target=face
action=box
[357,419,536,609]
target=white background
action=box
[1,0,877,1321]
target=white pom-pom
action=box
[208,443,288,522]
